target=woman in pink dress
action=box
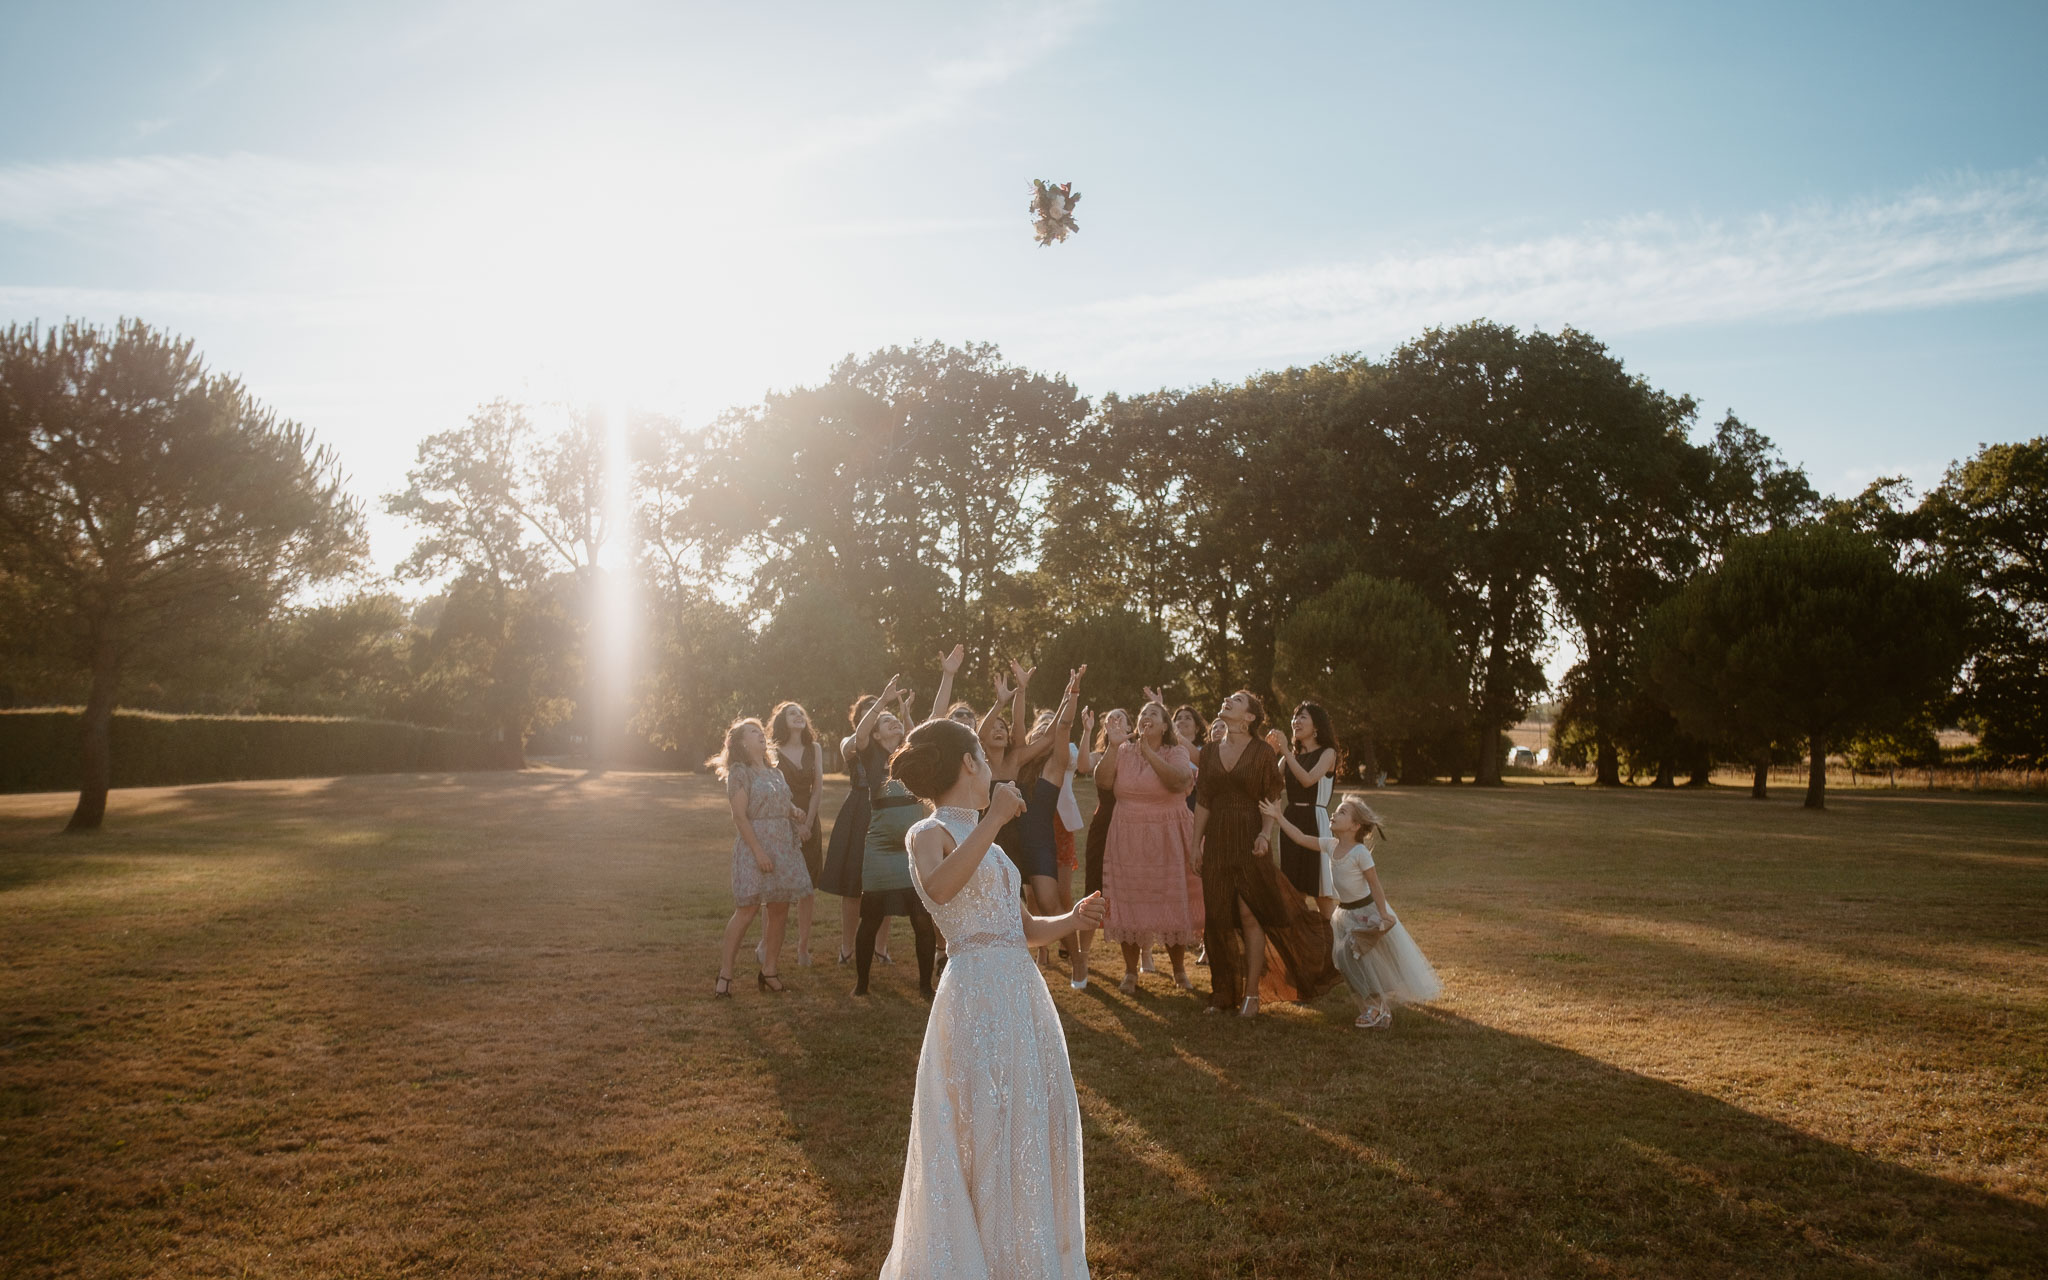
[1095,700,1204,992]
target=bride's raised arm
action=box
[908,781,1025,905]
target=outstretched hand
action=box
[940,643,965,676]
[993,671,1014,703]
[1064,665,1086,697]
[1009,658,1035,688]
[1070,891,1106,929]
[1257,797,1287,823]
[1143,685,1162,705]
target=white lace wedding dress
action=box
[881,805,1088,1279]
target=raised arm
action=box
[1281,746,1337,786]
[979,669,1014,748]
[1007,660,1032,746]
[850,673,901,750]
[1092,712,1126,794]
[930,644,965,723]
[1258,796,1320,850]
[1016,666,1083,770]
[910,782,1025,905]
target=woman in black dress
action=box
[769,701,825,966]
[821,675,910,965]
[1068,705,1126,990]
[1270,701,1339,913]
[1193,691,1339,1016]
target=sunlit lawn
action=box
[2,769,2044,1278]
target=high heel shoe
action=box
[1119,973,1138,994]
[712,975,733,998]
[796,948,814,968]
[1172,970,1193,991]
[1238,996,1260,1017]
[757,971,786,994]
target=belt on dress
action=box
[1339,894,1375,910]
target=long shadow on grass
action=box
[1059,989,2047,1278]
[748,969,2046,1279]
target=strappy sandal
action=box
[1238,996,1260,1018]
[1119,973,1138,994]
[712,975,733,999]
[757,971,786,994]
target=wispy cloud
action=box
[0,152,365,235]
[1038,170,2048,377]
[775,0,1107,162]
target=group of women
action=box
[707,654,1443,1277]
[708,649,1439,1029]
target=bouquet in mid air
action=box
[1030,179,1080,246]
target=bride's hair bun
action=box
[890,718,981,800]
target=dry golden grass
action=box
[2,770,2043,1278]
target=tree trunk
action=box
[1750,752,1769,800]
[1686,751,1712,788]
[1353,728,1379,790]
[1805,733,1827,810]
[67,637,120,832]
[1595,733,1622,786]
[1651,756,1675,788]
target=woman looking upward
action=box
[1193,691,1338,1016]
[1270,701,1339,913]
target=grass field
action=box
[2,770,2044,1278]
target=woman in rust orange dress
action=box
[1193,691,1339,1015]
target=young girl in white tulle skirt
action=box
[1263,793,1441,1028]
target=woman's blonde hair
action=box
[709,717,768,781]
[1333,792,1384,841]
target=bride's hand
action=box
[1071,891,1106,928]
[986,781,1026,825]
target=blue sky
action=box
[3,0,2045,572]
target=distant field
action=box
[2,771,2044,1278]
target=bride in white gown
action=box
[882,685,1105,1280]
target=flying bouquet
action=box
[1029,179,1081,246]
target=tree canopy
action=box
[0,319,363,828]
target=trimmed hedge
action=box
[0,708,514,794]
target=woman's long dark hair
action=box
[767,700,816,762]
[1292,701,1338,756]
[1232,689,1268,738]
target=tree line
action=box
[3,319,2042,828]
